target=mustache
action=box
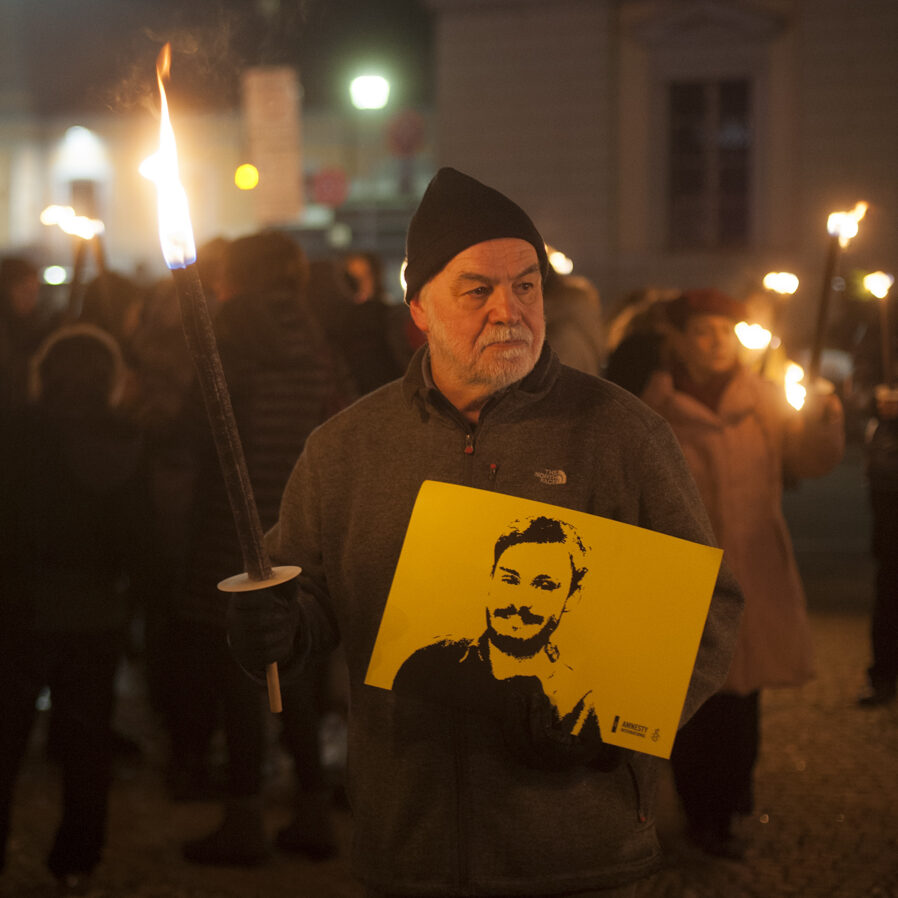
[492,604,544,625]
[477,325,533,351]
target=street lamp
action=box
[350,75,390,110]
[348,74,391,250]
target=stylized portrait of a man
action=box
[392,515,600,742]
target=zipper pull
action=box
[464,433,474,455]
[489,463,498,481]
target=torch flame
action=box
[140,43,196,269]
[762,271,799,296]
[40,205,105,240]
[827,201,868,249]
[547,246,574,276]
[785,362,806,410]
[863,270,894,300]
[735,320,772,351]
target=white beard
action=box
[427,319,544,393]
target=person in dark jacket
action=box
[542,271,605,375]
[112,277,206,787]
[225,168,744,897]
[175,230,348,866]
[0,256,59,414]
[852,306,898,707]
[0,323,147,894]
[341,250,420,394]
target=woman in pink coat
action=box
[640,288,844,859]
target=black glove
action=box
[501,677,621,771]
[226,581,301,674]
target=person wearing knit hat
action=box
[660,288,748,409]
[403,167,549,305]
[664,288,747,332]
[226,168,744,896]
[403,168,551,419]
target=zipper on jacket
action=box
[626,761,647,825]
[462,432,476,486]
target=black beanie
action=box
[403,167,549,303]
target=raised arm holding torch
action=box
[141,43,297,712]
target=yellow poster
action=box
[365,481,722,759]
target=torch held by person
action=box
[863,271,894,389]
[807,202,867,387]
[40,205,106,320]
[142,43,296,713]
[760,272,798,377]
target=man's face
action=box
[486,542,574,658]
[409,238,545,412]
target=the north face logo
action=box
[534,469,567,485]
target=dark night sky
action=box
[20,0,434,115]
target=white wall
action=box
[432,0,616,292]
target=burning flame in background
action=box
[863,270,894,300]
[40,205,105,240]
[762,272,799,296]
[827,202,868,248]
[139,43,196,269]
[735,321,772,351]
[784,362,806,410]
[734,321,807,410]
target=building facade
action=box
[2,0,896,339]
[429,0,898,338]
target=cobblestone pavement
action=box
[3,450,897,897]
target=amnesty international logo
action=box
[611,716,649,738]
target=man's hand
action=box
[802,384,844,426]
[226,583,300,673]
[502,677,620,771]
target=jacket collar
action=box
[402,341,560,423]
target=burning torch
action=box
[759,271,799,377]
[863,271,895,388]
[807,202,867,386]
[141,43,297,713]
[40,204,106,319]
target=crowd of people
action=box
[0,240,420,893]
[0,167,894,896]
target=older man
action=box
[228,167,743,897]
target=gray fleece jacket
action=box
[266,343,743,896]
